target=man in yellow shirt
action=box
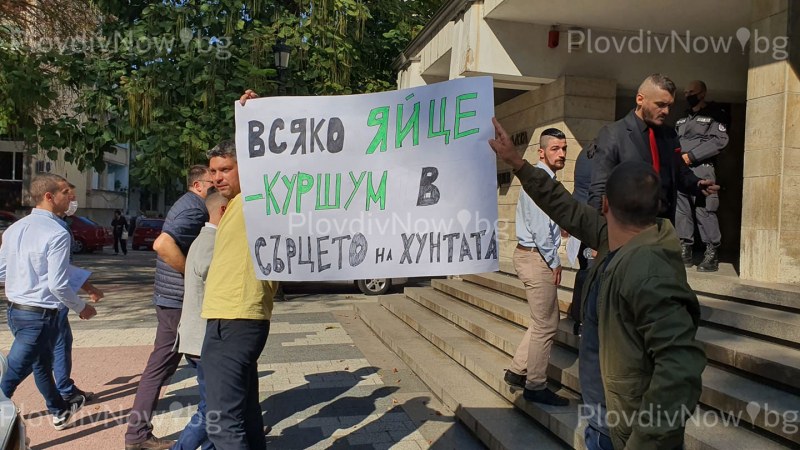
[201,139,276,450]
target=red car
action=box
[65,215,113,253]
[131,218,164,251]
[0,211,19,246]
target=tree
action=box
[10,0,444,189]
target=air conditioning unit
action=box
[35,161,52,173]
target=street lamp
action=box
[273,39,291,96]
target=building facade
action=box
[396,0,799,285]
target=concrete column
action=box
[740,0,800,284]
[494,76,616,274]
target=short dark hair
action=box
[641,73,676,96]
[188,164,209,187]
[605,161,661,227]
[206,139,236,160]
[539,128,566,148]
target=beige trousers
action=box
[509,246,559,389]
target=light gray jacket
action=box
[175,225,216,357]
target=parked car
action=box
[65,215,112,253]
[284,277,408,296]
[131,218,164,250]
[0,212,19,246]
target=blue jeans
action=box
[1,307,69,415]
[53,307,76,398]
[173,356,214,450]
[584,425,614,450]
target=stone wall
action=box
[493,76,616,273]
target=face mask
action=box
[686,94,701,108]
[66,200,78,216]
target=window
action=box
[0,152,23,181]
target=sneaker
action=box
[53,394,86,430]
[63,388,94,404]
[124,435,175,450]
[503,370,525,389]
[523,388,570,406]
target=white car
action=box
[282,277,409,296]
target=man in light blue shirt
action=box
[504,128,569,406]
[0,174,97,431]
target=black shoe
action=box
[124,436,175,450]
[697,243,719,273]
[523,388,569,406]
[681,243,693,267]
[63,388,94,404]
[503,370,525,389]
[53,394,86,430]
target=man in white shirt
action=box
[0,174,97,430]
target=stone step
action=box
[376,294,787,450]
[684,264,800,312]
[502,261,800,312]
[437,278,800,388]
[698,297,800,346]
[353,298,569,450]
[423,281,800,444]
[461,272,800,346]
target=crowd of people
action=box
[490,73,725,450]
[0,76,728,450]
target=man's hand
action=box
[81,281,104,302]
[552,265,563,286]
[239,89,259,106]
[79,304,97,320]
[698,179,720,196]
[682,153,692,166]
[560,229,570,239]
[488,118,524,171]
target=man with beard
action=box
[588,74,719,223]
[503,128,570,406]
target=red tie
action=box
[648,128,660,172]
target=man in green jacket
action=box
[489,118,706,450]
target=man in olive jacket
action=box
[490,118,706,450]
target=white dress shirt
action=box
[0,208,86,313]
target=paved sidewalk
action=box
[0,250,484,449]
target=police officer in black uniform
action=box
[675,80,730,272]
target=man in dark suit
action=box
[588,74,719,222]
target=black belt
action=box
[516,243,537,251]
[7,302,58,316]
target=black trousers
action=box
[125,306,183,444]
[203,319,270,450]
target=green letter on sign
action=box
[366,106,390,154]
[454,92,479,140]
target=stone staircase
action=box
[355,267,800,450]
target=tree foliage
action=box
[3,0,443,190]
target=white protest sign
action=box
[234,76,498,281]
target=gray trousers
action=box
[676,164,721,246]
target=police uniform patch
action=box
[718,123,727,132]
[677,118,687,125]
[696,116,712,123]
